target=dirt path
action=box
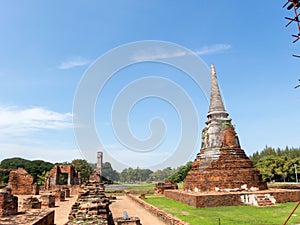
[110,195,167,225]
[54,195,78,225]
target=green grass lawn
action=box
[124,183,155,190]
[144,195,300,225]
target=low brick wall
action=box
[32,210,55,225]
[164,189,300,208]
[126,194,190,225]
[268,189,300,203]
[164,190,242,208]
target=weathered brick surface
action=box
[164,189,300,208]
[184,146,267,192]
[127,194,190,225]
[53,189,65,202]
[8,168,38,195]
[40,195,55,207]
[66,182,113,225]
[155,181,178,194]
[22,197,41,210]
[115,217,141,225]
[45,165,81,189]
[0,188,18,216]
[32,210,55,225]
[269,189,300,202]
[0,209,55,225]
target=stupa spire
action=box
[208,64,227,117]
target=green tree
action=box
[149,167,176,182]
[102,162,119,181]
[140,168,153,182]
[0,170,10,187]
[255,156,285,182]
[283,158,300,182]
[0,157,53,183]
[249,146,300,182]
[71,159,93,183]
[168,161,192,183]
[119,167,153,183]
[36,170,47,185]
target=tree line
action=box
[1,146,299,186]
[249,146,300,182]
[0,157,192,185]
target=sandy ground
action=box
[110,195,167,225]
[15,194,166,225]
[17,194,78,225]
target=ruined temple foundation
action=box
[184,64,267,193]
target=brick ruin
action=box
[66,182,114,225]
[22,197,41,210]
[184,64,267,192]
[40,195,55,208]
[8,168,39,195]
[45,165,81,189]
[0,188,18,216]
[155,181,178,194]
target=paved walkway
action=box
[110,195,167,225]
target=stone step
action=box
[257,198,275,207]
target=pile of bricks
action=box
[22,197,41,210]
[155,181,178,194]
[66,183,114,225]
[0,188,18,216]
[114,216,141,225]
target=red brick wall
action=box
[269,189,300,203]
[164,189,300,208]
[8,168,35,195]
[164,190,242,208]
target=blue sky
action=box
[0,1,299,171]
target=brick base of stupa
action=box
[164,188,300,208]
[184,147,268,192]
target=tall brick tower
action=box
[184,64,267,192]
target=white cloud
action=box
[0,106,72,137]
[132,43,232,61]
[58,56,90,70]
[194,44,232,55]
